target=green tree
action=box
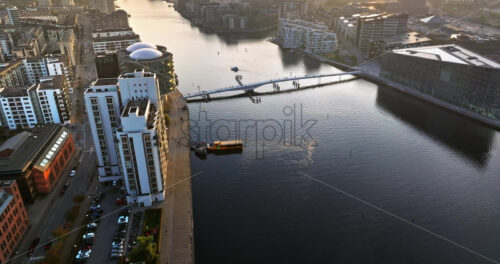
[128,236,159,264]
[72,195,85,204]
[65,205,80,222]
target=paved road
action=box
[85,185,124,264]
[9,13,99,264]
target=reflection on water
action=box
[376,86,494,167]
[117,0,500,263]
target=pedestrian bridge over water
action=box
[183,71,362,99]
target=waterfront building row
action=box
[335,13,408,51]
[85,71,169,206]
[380,44,500,122]
[92,29,141,54]
[86,43,175,206]
[278,18,338,54]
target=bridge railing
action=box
[186,71,361,98]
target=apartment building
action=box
[92,29,140,53]
[23,55,70,84]
[356,13,408,51]
[29,76,71,125]
[84,78,122,181]
[95,52,120,78]
[6,7,20,26]
[278,18,338,54]
[85,73,169,205]
[116,99,166,206]
[89,0,116,14]
[0,87,38,130]
[0,33,13,60]
[115,71,168,206]
[0,180,28,263]
[93,10,130,31]
[60,0,75,7]
[336,14,360,40]
[0,60,29,88]
[38,0,52,7]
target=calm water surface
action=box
[118,1,500,263]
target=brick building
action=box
[0,124,75,203]
[0,180,29,263]
[31,128,75,193]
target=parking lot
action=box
[75,183,144,263]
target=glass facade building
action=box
[380,45,500,121]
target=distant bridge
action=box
[184,71,362,99]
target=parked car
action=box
[76,249,91,261]
[82,233,95,240]
[86,223,97,231]
[112,240,123,246]
[28,238,40,256]
[115,198,126,205]
[69,169,77,177]
[90,203,101,210]
[117,216,129,224]
[111,248,123,254]
[110,252,123,259]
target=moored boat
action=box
[207,140,243,152]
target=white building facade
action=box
[23,56,70,85]
[84,79,122,181]
[278,18,338,54]
[92,30,140,53]
[29,77,71,125]
[85,71,168,206]
[116,100,165,207]
[0,87,38,130]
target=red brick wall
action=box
[0,181,29,263]
[32,134,76,194]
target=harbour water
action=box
[117,1,500,263]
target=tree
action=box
[128,236,159,264]
[65,205,80,222]
[43,241,64,264]
[72,195,85,204]
[52,226,68,237]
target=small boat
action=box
[207,140,243,152]
[231,67,239,72]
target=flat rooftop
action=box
[38,76,64,90]
[0,87,30,97]
[93,78,118,86]
[0,125,62,177]
[393,44,500,68]
[93,34,140,42]
[122,99,148,117]
[382,32,431,46]
[0,60,22,74]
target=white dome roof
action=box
[129,48,163,60]
[126,42,157,53]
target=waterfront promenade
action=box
[158,90,195,264]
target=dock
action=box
[158,90,195,264]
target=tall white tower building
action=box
[115,71,167,206]
[84,78,122,181]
